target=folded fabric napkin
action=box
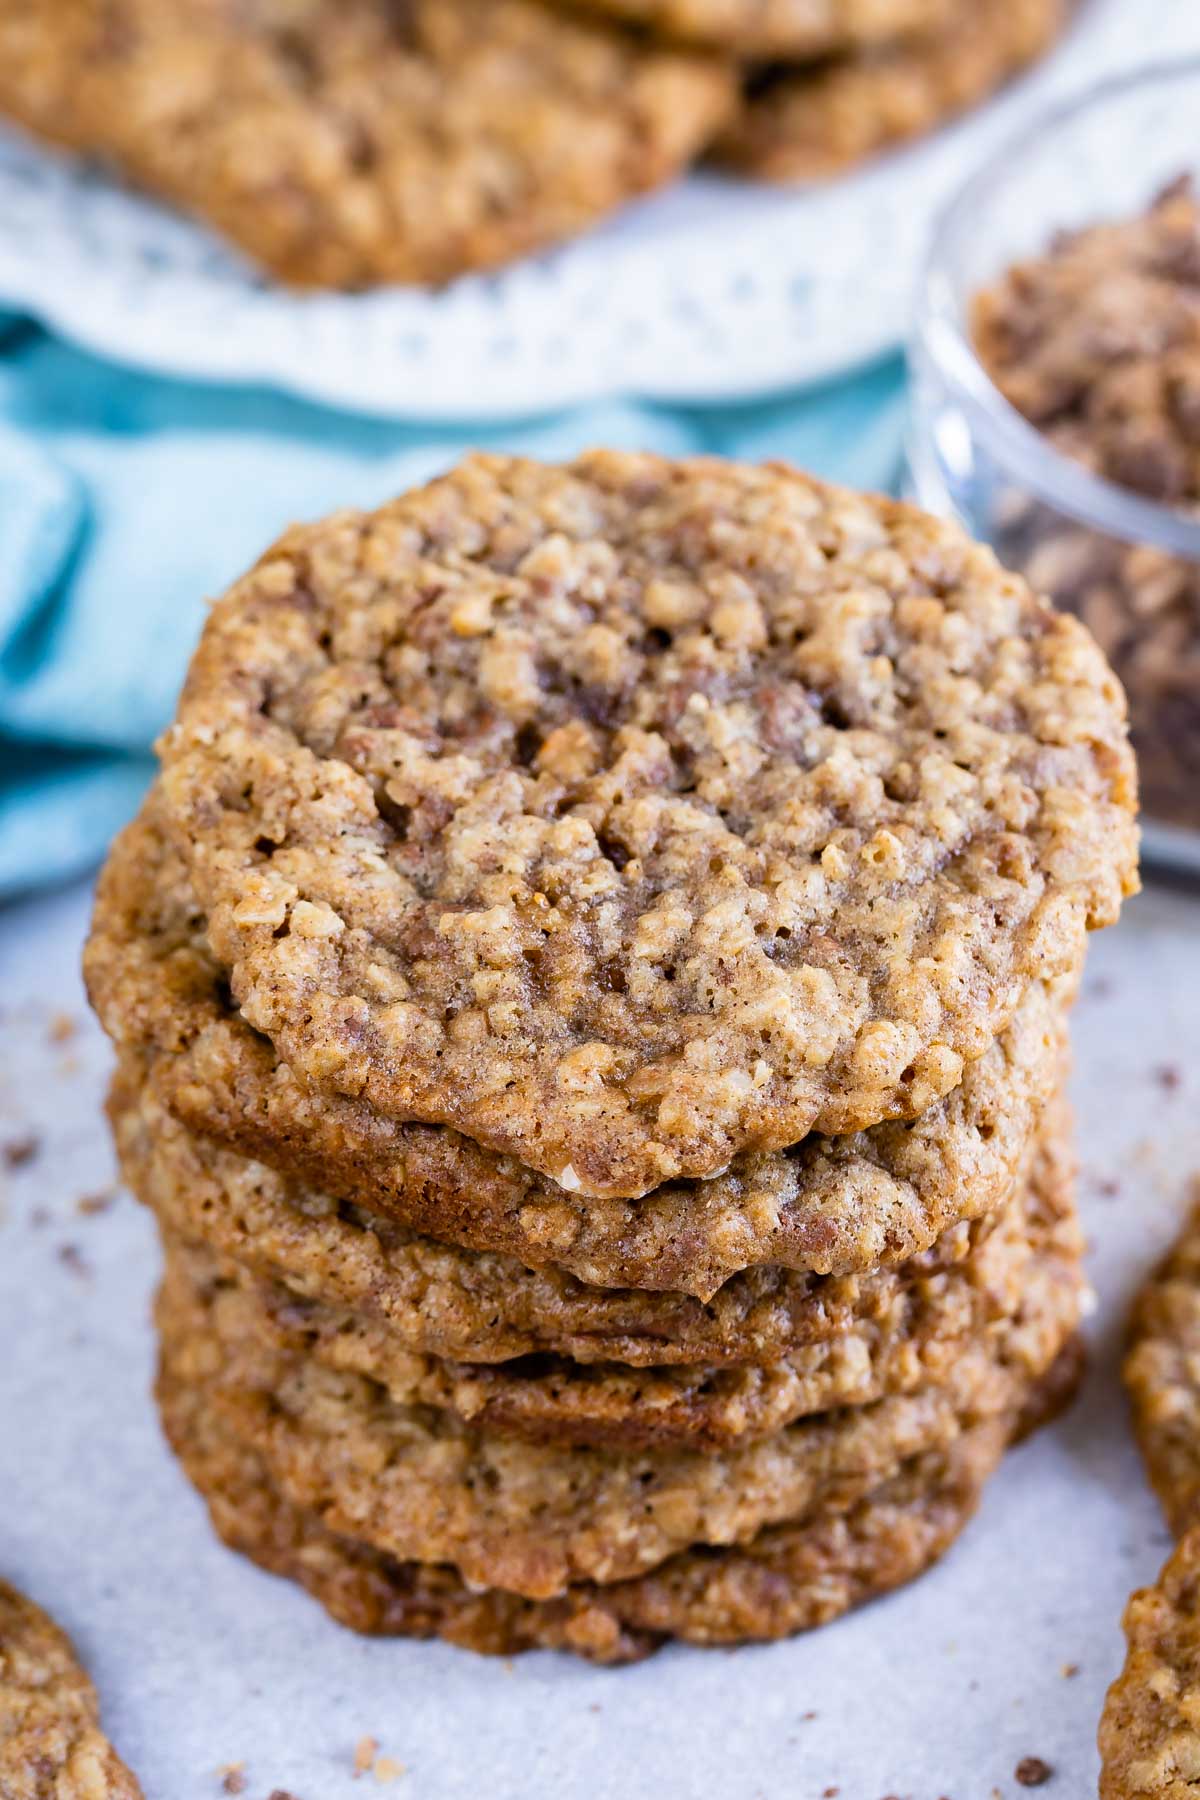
[0,314,905,899]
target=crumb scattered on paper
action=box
[3,1134,39,1169]
[1015,1757,1053,1787]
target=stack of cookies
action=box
[85,451,1138,1662]
[0,0,1070,287]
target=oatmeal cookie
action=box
[144,1117,1081,1450]
[111,1053,1032,1370]
[159,1339,1081,1662]
[0,1578,142,1800]
[155,1241,1080,1599]
[1099,1526,1200,1800]
[551,0,954,58]
[0,0,733,289]
[717,0,1069,181]
[90,791,1071,1295]
[140,451,1134,1202]
[1125,1190,1200,1537]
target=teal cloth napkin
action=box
[0,315,906,898]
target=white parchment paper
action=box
[2,876,1198,1800]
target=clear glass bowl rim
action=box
[915,55,1200,561]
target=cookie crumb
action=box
[48,1013,77,1044]
[823,1787,839,1797]
[354,1738,378,1777]
[77,1189,115,1216]
[3,1134,39,1169]
[1155,1065,1182,1094]
[1060,1662,1080,1679]
[219,1766,246,1795]
[374,1758,404,1784]
[268,1790,301,1799]
[1015,1757,1053,1787]
[56,1243,91,1280]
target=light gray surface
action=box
[1,875,1197,1799]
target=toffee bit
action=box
[1015,1757,1054,1787]
[219,1767,246,1795]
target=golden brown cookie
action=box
[144,1111,1081,1450]
[155,1231,1081,1600]
[0,1579,142,1800]
[149,452,1134,1200]
[110,1050,1035,1371]
[551,0,954,57]
[1099,1526,1200,1800]
[159,1337,1082,1662]
[0,0,733,288]
[1125,1191,1200,1538]
[90,790,1071,1296]
[717,0,1069,181]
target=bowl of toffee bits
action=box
[908,59,1200,870]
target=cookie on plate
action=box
[548,0,955,58]
[0,1578,142,1800]
[0,0,733,288]
[149,450,1135,1201]
[717,0,1069,181]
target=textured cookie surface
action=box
[155,1235,1080,1600]
[1125,1192,1200,1538]
[91,790,1070,1293]
[158,1337,1080,1662]
[111,1051,1036,1371]
[131,1099,1080,1448]
[550,0,954,56]
[163,1375,1005,1663]
[149,451,1135,1200]
[718,0,1068,180]
[0,0,732,289]
[0,1579,142,1800]
[1100,1526,1200,1800]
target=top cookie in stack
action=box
[86,452,1137,1659]
[154,450,1131,1205]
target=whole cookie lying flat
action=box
[718,0,1068,181]
[1099,1193,1200,1798]
[145,448,1134,1203]
[156,1237,1080,1600]
[0,0,732,288]
[1100,1528,1200,1800]
[160,1338,1081,1663]
[112,1053,1046,1371]
[148,1112,1081,1450]
[90,791,1070,1295]
[548,0,954,58]
[0,1579,142,1800]
[1124,1191,1200,1536]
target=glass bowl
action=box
[908,58,1200,876]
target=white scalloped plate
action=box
[0,0,1190,421]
